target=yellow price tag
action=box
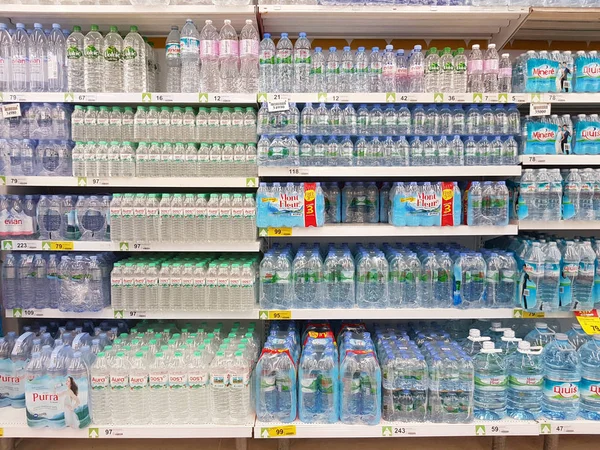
[43,241,74,251]
[259,310,292,320]
[513,309,545,319]
[0,427,4,436]
[267,227,292,237]
[260,425,296,438]
[575,310,600,335]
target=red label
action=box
[303,183,317,227]
[462,181,472,225]
[259,347,295,367]
[440,182,455,227]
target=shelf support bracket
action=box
[543,435,559,450]
[491,436,506,450]
[235,437,248,450]
[0,438,15,450]
[277,438,291,450]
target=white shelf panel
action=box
[258,308,519,320]
[0,407,253,438]
[257,5,530,46]
[518,221,600,231]
[517,7,600,41]
[520,155,600,166]
[264,224,518,237]
[258,166,521,178]
[0,240,261,252]
[258,92,527,104]
[255,419,539,438]
[1,175,258,188]
[4,307,260,320]
[0,91,256,104]
[0,5,256,36]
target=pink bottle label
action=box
[499,67,512,77]
[468,60,483,73]
[483,59,499,73]
[240,39,259,57]
[219,40,239,57]
[200,40,219,57]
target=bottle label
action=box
[276,49,292,64]
[188,372,207,389]
[130,375,148,390]
[110,374,129,390]
[171,207,183,218]
[180,37,199,55]
[220,40,239,57]
[207,207,219,218]
[543,380,579,400]
[104,46,121,62]
[474,374,507,390]
[483,59,499,73]
[295,49,311,64]
[499,67,512,77]
[67,46,83,60]
[194,276,206,288]
[159,117,170,126]
[210,374,227,388]
[123,117,134,126]
[149,373,168,390]
[170,276,182,287]
[91,374,109,390]
[206,276,218,288]
[121,46,137,61]
[240,39,259,57]
[468,60,483,73]
[184,207,195,218]
[166,42,180,57]
[231,372,249,389]
[455,61,467,73]
[409,64,424,76]
[169,372,187,389]
[260,50,274,65]
[200,40,219,57]
[146,118,158,126]
[134,276,146,288]
[508,374,543,390]
[84,45,100,60]
[219,207,230,218]
[243,207,256,217]
[581,378,600,402]
[146,276,158,288]
[47,57,59,80]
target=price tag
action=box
[100,427,124,438]
[472,93,483,103]
[2,103,21,118]
[267,227,292,236]
[483,93,498,103]
[546,93,567,102]
[259,310,292,320]
[127,310,147,318]
[327,94,349,103]
[267,93,291,102]
[287,167,309,176]
[5,93,26,102]
[540,422,575,434]
[8,308,40,318]
[113,310,125,319]
[382,426,417,436]
[474,424,511,435]
[530,103,551,116]
[7,177,27,185]
[445,93,468,103]
[575,310,600,335]
[77,177,108,186]
[433,93,444,103]
[260,425,296,438]
[76,94,97,102]
[42,241,74,251]
[210,94,231,103]
[513,309,545,319]
[267,100,290,113]
[510,93,529,103]
[395,94,414,103]
[3,240,40,250]
[524,156,545,164]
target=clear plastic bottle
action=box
[259,33,276,93]
[293,32,311,93]
[439,47,454,93]
[0,23,11,92]
[409,45,424,93]
[424,47,440,93]
[498,53,512,93]
[129,351,149,425]
[276,33,293,92]
[165,26,181,93]
[579,335,600,420]
[103,26,123,92]
[468,44,484,93]
[483,44,499,93]
[180,20,201,94]
[29,24,48,92]
[84,24,103,92]
[47,24,65,92]
[381,45,396,93]
[200,20,220,93]
[123,26,147,93]
[453,47,468,93]
[507,341,543,420]
[239,20,259,94]
[11,23,30,92]
[369,47,382,93]
[66,26,85,92]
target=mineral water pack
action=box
[390,182,461,227]
[526,57,559,93]
[257,182,325,228]
[0,332,34,408]
[574,118,600,155]
[525,121,560,155]
[574,54,600,93]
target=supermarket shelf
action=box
[258,92,528,104]
[254,419,539,438]
[538,420,600,435]
[0,408,253,438]
[518,221,600,231]
[257,5,530,46]
[520,155,600,166]
[0,240,262,252]
[258,166,521,178]
[516,7,600,41]
[4,307,260,320]
[258,308,520,320]
[0,5,257,36]
[0,92,256,104]
[1,175,259,188]
[261,224,519,237]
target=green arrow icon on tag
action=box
[88,428,99,438]
[258,228,268,237]
[475,425,486,436]
[257,92,267,102]
[199,93,208,103]
[114,310,124,319]
[42,242,51,251]
[0,93,4,101]
[318,92,327,101]
[540,423,551,434]
[386,92,396,103]
[142,92,151,102]
[0,176,5,185]
[382,426,392,437]
[119,242,129,251]
[64,92,74,102]
[2,240,12,250]
[513,309,523,318]
[473,93,483,103]
[434,93,444,103]
[259,310,268,320]
[13,308,22,318]
[77,177,87,186]
[531,93,541,102]
[246,177,257,187]
[498,93,508,103]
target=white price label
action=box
[326,94,349,102]
[128,310,147,318]
[7,177,27,185]
[510,94,529,103]
[546,93,567,102]
[210,94,231,103]
[2,103,21,118]
[530,103,551,116]
[288,167,310,175]
[445,93,468,103]
[76,94,97,102]
[153,94,173,102]
[267,93,291,102]
[102,428,125,438]
[395,94,418,103]
[267,100,290,113]
[525,156,545,164]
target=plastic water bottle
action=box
[293,32,311,93]
[326,47,340,93]
[123,26,147,93]
[200,20,219,93]
[499,53,512,93]
[102,26,123,92]
[439,47,454,93]
[507,341,543,420]
[354,47,368,93]
[11,24,29,92]
[165,26,181,93]
[109,351,130,424]
[579,335,600,420]
[276,33,293,92]
[542,334,580,420]
[2,254,18,310]
[424,47,439,93]
[65,26,85,92]
[566,323,590,349]
[219,20,239,93]
[0,23,11,92]
[29,24,48,92]
[453,47,468,93]
[239,20,259,94]
[381,45,396,93]
[474,341,507,420]
[91,352,111,424]
[483,44,499,92]
[409,45,424,93]
[47,24,65,92]
[468,44,484,93]
[259,33,275,92]
[84,25,103,92]
[369,47,382,93]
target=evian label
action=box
[531,127,556,141]
[544,380,579,400]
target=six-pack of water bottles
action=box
[256,182,325,228]
[259,243,519,310]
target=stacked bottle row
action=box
[72,141,258,179]
[0,140,73,177]
[259,243,519,310]
[259,34,509,94]
[72,105,257,145]
[109,192,256,244]
[514,168,600,222]
[513,50,600,93]
[259,134,519,168]
[2,252,115,312]
[259,103,521,138]
[165,19,259,94]
[111,254,258,312]
[0,103,71,140]
[509,235,600,312]
[0,194,110,241]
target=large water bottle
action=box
[47,24,65,92]
[519,169,537,221]
[0,23,11,92]
[165,26,181,93]
[84,25,103,92]
[276,33,293,92]
[424,47,439,93]
[259,33,275,92]
[408,45,424,93]
[65,26,84,92]
[566,323,590,349]
[473,341,507,420]
[29,24,48,92]
[102,26,123,92]
[200,20,219,93]
[507,341,543,420]
[180,20,200,94]
[468,44,484,93]
[499,53,512,93]
[293,32,311,93]
[239,20,259,94]
[483,44,499,92]
[542,334,581,420]
[326,47,340,93]
[11,24,29,92]
[91,352,111,424]
[2,254,18,309]
[579,335,600,420]
[123,26,146,93]
[381,45,396,93]
[219,20,239,93]
[354,47,368,93]
[439,47,454,93]
[453,48,468,92]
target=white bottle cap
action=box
[573,323,583,330]
[503,329,515,338]
[556,333,568,340]
[488,43,496,49]
[535,322,547,328]
[482,341,494,350]
[469,329,481,338]
[502,53,510,58]
[491,322,502,329]
[518,341,530,351]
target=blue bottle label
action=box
[580,378,600,402]
[526,121,559,155]
[543,380,579,401]
[526,58,559,92]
